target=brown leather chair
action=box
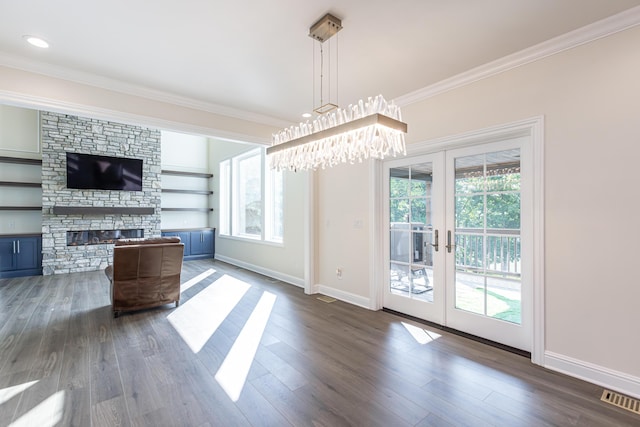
[105,237,184,317]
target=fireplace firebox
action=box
[67,229,144,246]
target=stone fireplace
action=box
[40,112,161,275]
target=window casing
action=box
[219,148,283,243]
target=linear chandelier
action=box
[267,14,407,171]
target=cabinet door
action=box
[190,230,214,256]
[15,237,40,270]
[162,231,191,256]
[0,238,16,271]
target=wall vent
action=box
[601,390,640,415]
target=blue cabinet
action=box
[161,228,215,261]
[0,235,42,278]
[190,229,214,258]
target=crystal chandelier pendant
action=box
[267,14,407,171]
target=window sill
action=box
[219,234,284,248]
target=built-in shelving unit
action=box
[161,169,213,213]
[0,181,41,188]
[162,207,213,212]
[162,170,213,179]
[0,156,42,212]
[162,189,213,195]
[0,156,42,165]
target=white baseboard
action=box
[311,284,372,309]
[545,351,640,399]
[214,255,305,288]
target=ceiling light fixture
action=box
[23,35,49,49]
[267,13,407,171]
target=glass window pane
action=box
[390,230,411,263]
[390,167,410,198]
[219,159,230,236]
[455,154,485,193]
[412,231,433,267]
[486,149,521,192]
[455,195,484,229]
[235,150,262,237]
[486,276,521,324]
[454,269,485,315]
[410,163,432,197]
[390,263,411,296]
[486,193,520,229]
[411,198,428,225]
[390,198,410,223]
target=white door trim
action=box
[373,116,545,365]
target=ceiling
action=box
[1,0,639,126]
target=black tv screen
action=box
[66,153,143,191]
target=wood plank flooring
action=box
[0,260,638,426]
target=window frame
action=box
[219,147,284,245]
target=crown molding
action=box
[0,53,291,129]
[0,89,271,146]
[395,5,640,107]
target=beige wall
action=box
[315,25,640,382]
[210,139,306,284]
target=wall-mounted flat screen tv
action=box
[66,152,143,191]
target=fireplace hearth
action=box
[67,229,144,246]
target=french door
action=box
[383,138,532,351]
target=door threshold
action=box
[382,307,531,358]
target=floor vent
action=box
[601,390,640,415]
[317,295,337,303]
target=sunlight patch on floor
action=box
[9,390,64,427]
[181,268,216,293]
[168,274,250,353]
[215,291,277,402]
[0,380,38,405]
[402,322,441,344]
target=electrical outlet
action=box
[8,221,16,230]
[336,268,343,279]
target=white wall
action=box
[314,24,640,392]
[210,139,306,285]
[161,130,211,230]
[0,105,42,234]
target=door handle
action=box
[446,230,455,253]
[17,240,20,254]
[429,229,439,252]
[13,240,16,254]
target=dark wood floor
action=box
[0,260,638,426]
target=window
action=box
[219,148,283,243]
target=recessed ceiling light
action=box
[302,112,312,118]
[23,35,49,49]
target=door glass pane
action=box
[390,199,409,223]
[486,194,520,229]
[390,228,410,263]
[455,195,484,229]
[389,162,434,303]
[454,149,522,324]
[390,167,410,197]
[411,198,428,225]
